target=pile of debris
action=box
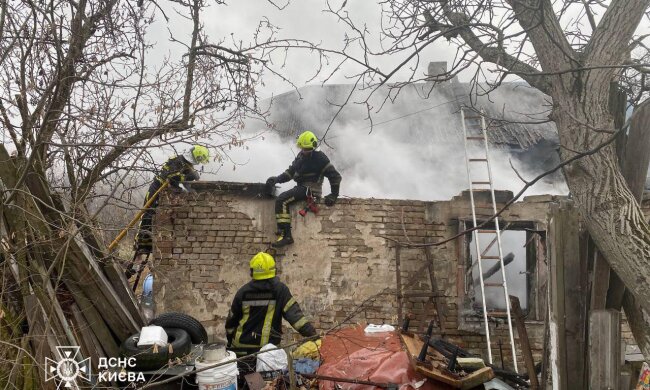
[238,323,527,390]
[0,147,143,386]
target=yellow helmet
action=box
[296,131,318,150]
[191,145,210,164]
[250,252,276,280]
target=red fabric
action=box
[317,325,453,390]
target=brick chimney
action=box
[427,61,448,81]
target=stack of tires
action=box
[120,312,208,371]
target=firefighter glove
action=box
[324,194,337,206]
[265,177,277,196]
[293,338,321,359]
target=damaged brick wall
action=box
[153,181,559,369]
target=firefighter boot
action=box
[272,224,294,248]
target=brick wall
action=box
[153,181,563,369]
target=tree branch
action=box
[441,10,552,94]
[505,0,578,71]
[585,0,650,66]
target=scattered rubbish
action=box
[294,358,319,375]
[636,362,650,389]
[400,332,494,389]
[140,274,155,322]
[244,372,267,390]
[137,325,167,348]
[256,343,289,371]
[293,339,322,359]
[120,328,191,371]
[456,357,485,370]
[142,273,154,297]
[318,324,439,390]
[483,378,516,390]
[364,324,396,333]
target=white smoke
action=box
[197,83,567,201]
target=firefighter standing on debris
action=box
[266,131,342,248]
[133,145,210,257]
[225,252,320,373]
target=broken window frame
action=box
[456,219,547,323]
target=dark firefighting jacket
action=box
[225,277,316,354]
[155,155,200,187]
[275,150,341,196]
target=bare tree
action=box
[0,0,324,385]
[323,0,650,356]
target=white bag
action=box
[255,344,288,371]
[137,325,168,348]
[364,324,396,333]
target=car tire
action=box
[120,328,192,371]
[149,312,208,344]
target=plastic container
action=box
[137,325,167,348]
[140,274,156,323]
[142,274,154,297]
[203,343,228,361]
[195,350,238,390]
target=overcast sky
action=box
[138,1,650,201]
[152,0,463,98]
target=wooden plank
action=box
[70,303,105,365]
[562,206,587,390]
[540,306,550,390]
[509,295,539,389]
[401,333,461,387]
[620,97,650,201]
[460,368,494,390]
[23,168,142,334]
[399,333,494,388]
[548,202,568,390]
[424,245,446,331]
[65,279,120,357]
[591,251,610,310]
[0,152,140,339]
[395,246,403,325]
[589,310,621,390]
[547,200,589,390]
[25,295,58,390]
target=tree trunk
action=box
[553,92,650,328]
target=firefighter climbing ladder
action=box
[461,107,518,372]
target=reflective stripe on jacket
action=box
[225,277,316,354]
[156,156,200,187]
[275,150,341,196]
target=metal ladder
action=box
[461,107,518,372]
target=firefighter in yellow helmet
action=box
[225,252,318,373]
[131,145,210,262]
[266,131,342,247]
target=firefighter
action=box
[266,131,341,247]
[133,145,210,256]
[225,252,319,373]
